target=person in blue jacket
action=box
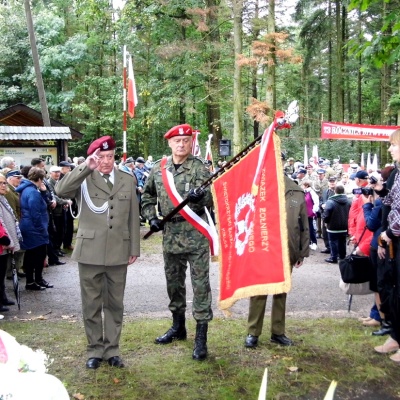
[16,167,52,291]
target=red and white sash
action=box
[161,157,219,256]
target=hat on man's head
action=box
[125,157,135,165]
[59,161,72,167]
[6,169,22,178]
[49,166,61,172]
[317,169,325,174]
[355,170,368,179]
[87,136,116,155]
[297,168,307,175]
[164,124,192,139]
[328,176,337,182]
[136,157,145,164]
[288,157,294,161]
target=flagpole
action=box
[122,45,128,162]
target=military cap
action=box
[288,157,294,161]
[136,157,145,163]
[87,135,116,155]
[317,169,325,174]
[297,168,307,175]
[6,169,22,178]
[125,157,135,164]
[355,170,368,179]
[328,176,336,182]
[164,124,192,139]
[59,161,72,167]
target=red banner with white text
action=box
[321,122,400,141]
[213,133,291,312]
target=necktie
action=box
[103,174,113,190]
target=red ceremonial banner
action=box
[213,133,291,312]
[321,121,400,141]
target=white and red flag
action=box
[213,116,291,312]
[127,56,138,118]
[191,130,201,156]
[205,134,214,171]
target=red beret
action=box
[164,124,193,139]
[87,136,116,155]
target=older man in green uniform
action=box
[244,173,310,348]
[56,136,140,369]
[141,124,213,361]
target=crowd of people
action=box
[3,126,400,372]
[283,131,400,365]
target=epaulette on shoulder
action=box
[194,156,207,164]
[153,158,163,166]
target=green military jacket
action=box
[141,154,213,254]
[284,176,310,265]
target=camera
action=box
[352,187,374,196]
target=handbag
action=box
[339,227,373,284]
[339,278,373,295]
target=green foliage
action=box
[0,0,399,162]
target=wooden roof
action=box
[0,103,83,140]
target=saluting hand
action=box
[86,148,101,170]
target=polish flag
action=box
[127,57,138,118]
[205,134,214,171]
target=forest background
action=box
[1,0,399,166]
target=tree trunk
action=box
[232,0,243,154]
[265,0,276,114]
[24,0,51,126]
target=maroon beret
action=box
[164,124,193,139]
[87,136,116,155]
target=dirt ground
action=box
[2,232,373,323]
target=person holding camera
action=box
[361,173,390,335]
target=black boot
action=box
[155,313,187,344]
[372,320,392,336]
[192,322,208,361]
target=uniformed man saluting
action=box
[56,136,140,370]
[141,124,214,361]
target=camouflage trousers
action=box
[163,247,213,322]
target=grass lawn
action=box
[2,317,400,399]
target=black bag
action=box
[339,254,372,283]
[339,226,372,284]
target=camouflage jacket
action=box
[141,154,213,254]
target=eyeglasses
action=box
[0,182,7,186]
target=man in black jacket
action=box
[322,185,351,263]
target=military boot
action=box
[155,313,187,344]
[192,322,208,361]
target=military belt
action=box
[169,209,205,223]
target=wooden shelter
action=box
[0,104,83,168]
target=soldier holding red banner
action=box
[141,124,214,361]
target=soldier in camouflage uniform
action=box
[141,124,213,361]
[283,157,295,176]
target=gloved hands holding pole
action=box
[188,187,205,203]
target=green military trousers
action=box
[163,247,213,322]
[247,293,288,337]
[78,262,127,360]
